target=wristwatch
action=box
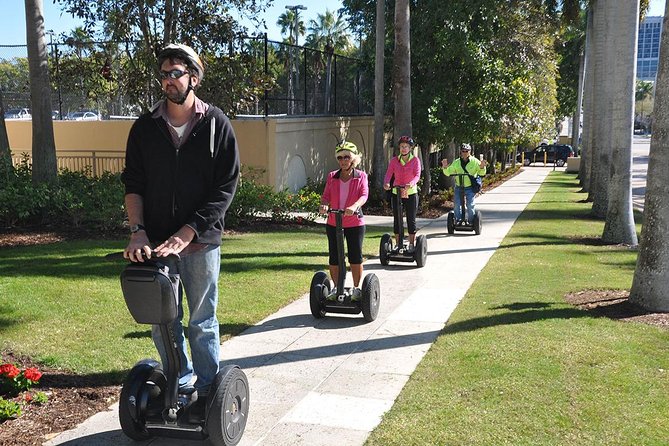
[130,224,145,234]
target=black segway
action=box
[446,173,482,235]
[111,252,249,446]
[310,209,380,322]
[379,185,428,267]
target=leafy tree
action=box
[55,0,272,115]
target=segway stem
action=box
[332,210,347,295]
[391,184,411,247]
[160,323,181,422]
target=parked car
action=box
[517,144,575,167]
[4,108,31,120]
[66,111,102,121]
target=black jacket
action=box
[122,104,240,245]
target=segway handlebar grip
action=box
[104,251,181,263]
[327,208,363,217]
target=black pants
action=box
[392,193,419,234]
[326,224,365,265]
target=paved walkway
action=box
[46,167,553,446]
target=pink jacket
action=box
[322,169,368,228]
[383,154,421,194]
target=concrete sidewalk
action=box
[46,167,553,446]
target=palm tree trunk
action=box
[629,7,669,312]
[372,0,387,191]
[590,0,612,217]
[25,0,57,184]
[0,91,11,167]
[571,49,584,160]
[602,0,639,246]
[580,7,594,191]
[393,0,412,142]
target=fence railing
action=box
[1,35,372,119]
[12,151,125,176]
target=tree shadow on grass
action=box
[442,304,589,335]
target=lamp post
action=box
[46,30,63,120]
[285,4,306,114]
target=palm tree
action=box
[24,0,57,184]
[372,0,386,191]
[393,0,412,142]
[307,9,352,113]
[629,6,669,312]
[579,7,594,190]
[278,10,306,114]
[601,0,639,246]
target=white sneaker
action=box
[352,287,362,301]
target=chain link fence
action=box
[0,35,372,119]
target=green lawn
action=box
[0,224,386,381]
[365,173,669,446]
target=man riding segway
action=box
[441,143,487,235]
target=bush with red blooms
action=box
[0,363,47,422]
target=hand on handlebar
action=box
[344,205,358,216]
[441,158,449,168]
[383,183,391,191]
[154,226,195,257]
[319,204,329,215]
[124,232,152,262]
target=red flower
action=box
[0,363,20,379]
[23,368,42,383]
[24,392,33,402]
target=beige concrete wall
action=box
[273,116,375,191]
[5,116,375,191]
[6,120,134,153]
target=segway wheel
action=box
[447,212,455,235]
[119,359,162,441]
[361,273,380,322]
[473,211,483,235]
[414,234,428,268]
[207,365,250,446]
[309,271,329,318]
[379,233,392,266]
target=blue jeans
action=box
[454,186,476,223]
[151,244,220,393]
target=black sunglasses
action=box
[337,155,351,161]
[159,69,190,80]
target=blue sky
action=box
[0,0,666,46]
[0,0,346,45]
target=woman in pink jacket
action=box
[319,141,369,299]
[383,136,422,251]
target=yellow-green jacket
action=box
[442,157,486,187]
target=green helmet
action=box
[335,141,359,155]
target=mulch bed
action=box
[565,289,669,330]
[0,351,120,446]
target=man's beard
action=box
[164,83,191,105]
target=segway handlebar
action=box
[326,208,363,217]
[104,251,181,262]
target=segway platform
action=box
[117,255,249,446]
[446,173,483,235]
[310,210,381,322]
[379,185,428,267]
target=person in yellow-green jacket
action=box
[441,143,487,224]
